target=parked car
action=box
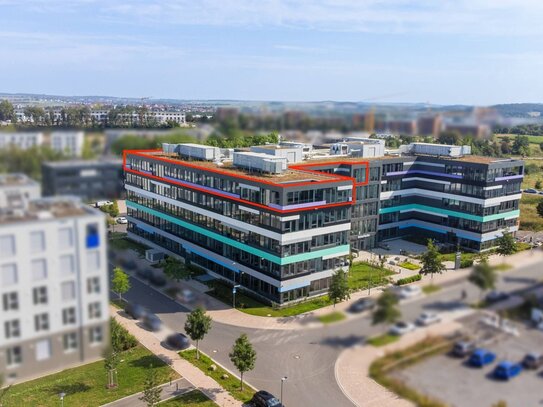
[389,321,416,336]
[468,348,496,367]
[95,200,113,208]
[348,298,376,313]
[494,361,522,380]
[137,268,153,280]
[124,260,137,270]
[177,289,196,304]
[142,313,162,332]
[397,285,422,299]
[165,333,191,350]
[124,302,146,320]
[522,353,543,369]
[116,216,128,224]
[452,340,475,357]
[485,290,510,303]
[524,188,538,194]
[149,273,167,287]
[416,312,441,326]
[251,390,283,407]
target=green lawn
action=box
[3,346,179,407]
[398,261,420,270]
[348,262,394,291]
[160,390,216,406]
[367,333,400,347]
[519,193,543,231]
[108,235,150,256]
[422,285,441,295]
[180,350,255,403]
[317,311,346,324]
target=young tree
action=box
[184,308,212,360]
[111,267,131,301]
[103,346,120,388]
[372,290,401,325]
[139,365,162,407]
[161,256,188,282]
[496,231,517,257]
[229,334,256,391]
[328,269,350,307]
[0,100,15,122]
[468,258,496,300]
[419,240,446,281]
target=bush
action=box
[110,318,138,352]
[460,258,474,268]
[396,274,422,285]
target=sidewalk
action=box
[109,305,242,407]
[335,318,465,407]
[114,246,543,332]
[103,378,193,406]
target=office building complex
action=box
[0,198,108,382]
[124,142,523,304]
[42,159,124,202]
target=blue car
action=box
[468,348,496,367]
[494,361,522,380]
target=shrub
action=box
[460,258,474,268]
[110,318,138,352]
[396,274,422,285]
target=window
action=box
[0,235,15,257]
[88,302,102,319]
[63,332,78,352]
[59,228,73,250]
[1,263,17,286]
[6,346,22,367]
[2,292,18,311]
[89,326,103,344]
[4,320,20,338]
[34,313,49,332]
[87,251,100,272]
[35,339,52,361]
[60,255,75,276]
[61,281,76,301]
[30,231,45,253]
[31,259,47,281]
[62,307,76,325]
[33,286,48,305]
[87,277,100,294]
[86,223,100,248]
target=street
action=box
[112,260,542,407]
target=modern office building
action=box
[0,174,41,209]
[124,142,523,304]
[0,197,108,382]
[42,158,124,202]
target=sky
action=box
[1,0,542,105]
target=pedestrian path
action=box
[102,378,193,407]
[109,305,243,407]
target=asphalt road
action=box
[112,259,543,407]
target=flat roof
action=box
[43,158,122,168]
[0,198,97,225]
[0,173,39,187]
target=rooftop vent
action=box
[162,143,221,161]
[233,152,287,174]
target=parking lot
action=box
[391,315,543,407]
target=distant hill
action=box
[492,103,543,118]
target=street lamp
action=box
[280,376,287,405]
[59,392,66,407]
[232,285,240,309]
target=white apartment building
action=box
[0,132,44,150]
[50,131,84,157]
[0,174,41,209]
[0,198,108,382]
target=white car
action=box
[397,285,422,299]
[416,312,441,326]
[389,321,416,336]
[116,217,128,224]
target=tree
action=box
[536,180,542,190]
[0,100,15,122]
[111,267,131,301]
[512,135,530,156]
[161,256,189,282]
[184,308,212,360]
[372,290,401,325]
[438,130,462,145]
[139,365,162,407]
[229,333,256,391]
[537,201,543,219]
[103,346,120,388]
[495,231,517,257]
[468,258,496,300]
[328,269,350,307]
[419,240,446,280]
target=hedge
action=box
[396,274,422,286]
